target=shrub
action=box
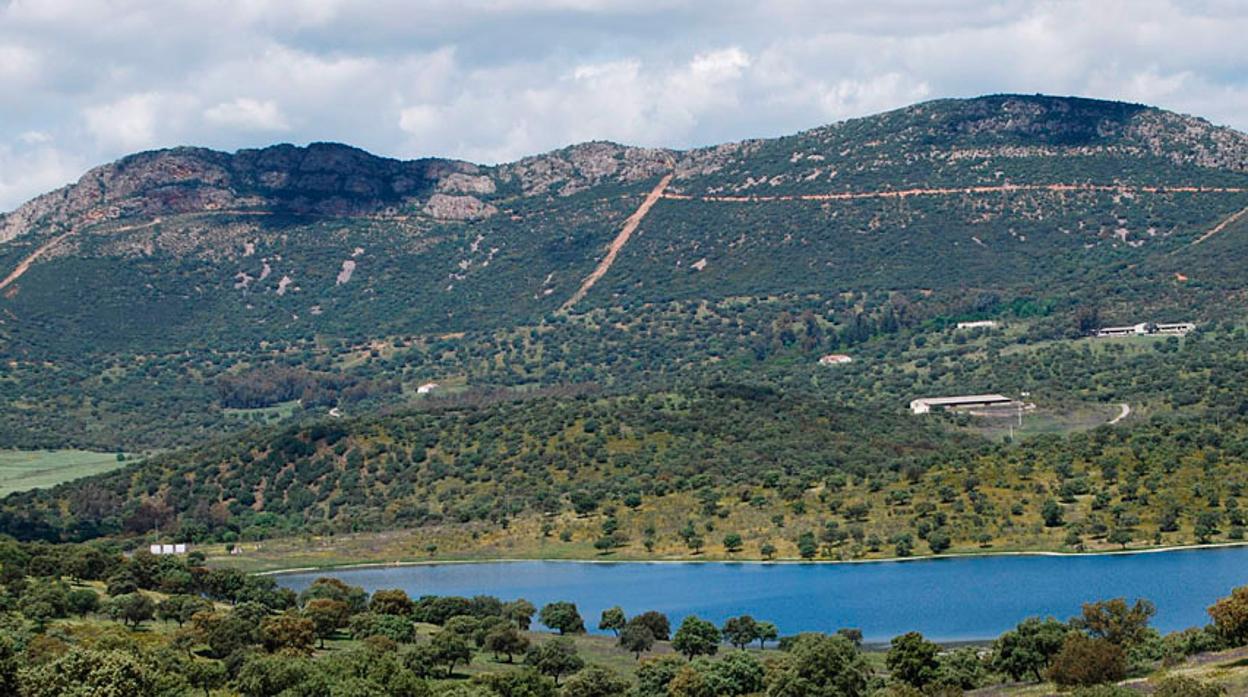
[1047,635,1126,688]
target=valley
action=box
[4,93,1248,696]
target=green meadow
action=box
[0,449,129,496]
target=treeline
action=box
[0,385,965,543]
[0,538,1243,695]
[216,366,400,410]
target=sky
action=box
[2,0,1248,211]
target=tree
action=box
[303,597,350,648]
[1042,499,1064,527]
[106,592,155,628]
[370,588,415,616]
[797,532,818,560]
[18,648,157,697]
[991,617,1070,681]
[349,612,416,643]
[764,633,870,697]
[701,650,766,695]
[539,601,586,635]
[1047,635,1126,687]
[723,533,744,554]
[1209,585,1248,646]
[935,646,986,690]
[261,613,316,655]
[431,629,473,677]
[619,621,656,659]
[761,542,777,560]
[473,668,558,697]
[757,621,779,649]
[598,606,626,635]
[1107,528,1133,549]
[722,615,760,649]
[525,637,584,685]
[484,625,530,662]
[667,665,709,697]
[1071,598,1155,647]
[157,594,211,627]
[926,529,952,554]
[298,576,368,613]
[184,659,227,697]
[673,615,721,660]
[892,533,914,558]
[234,653,314,696]
[632,610,671,640]
[886,632,941,688]
[67,588,100,617]
[561,665,631,697]
[1195,511,1221,544]
[504,599,537,630]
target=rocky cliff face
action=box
[0,143,489,243]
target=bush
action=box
[1153,675,1226,697]
[1047,635,1126,688]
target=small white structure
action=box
[1097,322,1194,338]
[956,320,998,330]
[149,543,187,555]
[417,382,439,395]
[910,394,1014,414]
[819,354,854,366]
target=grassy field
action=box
[222,399,302,422]
[0,449,129,496]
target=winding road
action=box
[1109,403,1131,425]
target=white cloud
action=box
[83,93,184,150]
[204,98,290,131]
[0,143,86,209]
[3,0,1248,211]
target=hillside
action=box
[2,93,1248,454]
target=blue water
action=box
[277,547,1248,642]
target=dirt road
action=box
[661,183,1248,204]
[1109,403,1131,425]
[1190,205,1248,246]
[561,173,673,311]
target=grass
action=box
[223,399,301,422]
[966,401,1123,442]
[0,449,129,496]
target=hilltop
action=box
[1,93,1247,454]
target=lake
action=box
[277,546,1248,642]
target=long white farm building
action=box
[910,394,1014,414]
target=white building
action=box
[910,394,1014,414]
[818,354,854,366]
[149,543,187,555]
[417,382,439,395]
[1155,322,1195,336]
[1096,323,1150,337]
[956,320,998,330]
[1097,322,1195,338]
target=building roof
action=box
[912,394,1012,406]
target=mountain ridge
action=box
[6,93,1248,246]
[3,93,1248,452]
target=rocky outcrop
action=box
[496,141,676,196]
[423,193,497,220]
[0,143,483,242]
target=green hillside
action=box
[2,95,1247,452]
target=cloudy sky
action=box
[2,0,1247,210]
